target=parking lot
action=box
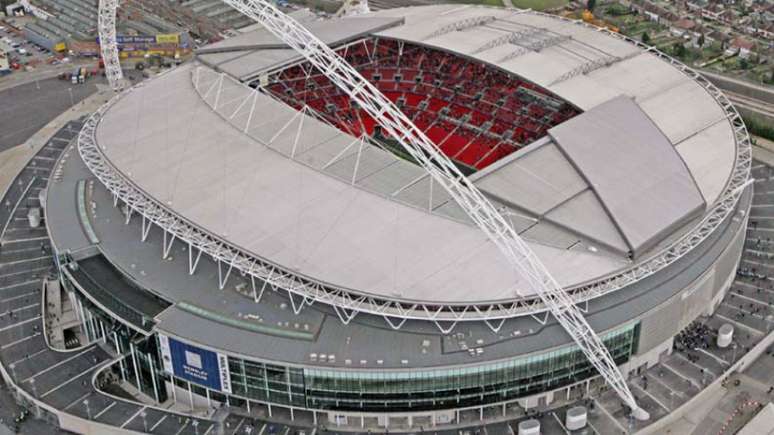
[0,22,56,71]
[0,76,102,153]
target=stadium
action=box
[32,3,752,433]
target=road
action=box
[726,91,774,120]
[0,77,102,153]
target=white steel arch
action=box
[98,0,124,91]
[96,1,649,419]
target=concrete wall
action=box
[636,207,747,358]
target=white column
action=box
[170,379,177,405]
[149,356,160,403]
[89,312,99,341]
[99,320,107,343]
[76,298,88,339]
[130,342,142,392]
[188,381,194,411]
[112,332,127,381]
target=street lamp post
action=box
[192,420,199,435]
[68,88,74,107]
[84,399,90,420]
[141,411,147,432]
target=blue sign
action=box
[168,338,222,391]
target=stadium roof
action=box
[46,145,751,368]
[97,65,625,304]
[93,5,739,305]
[197,15,403,81]
[550,96,705,255]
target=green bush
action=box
[744,114,774,142]
[605,4,630,16]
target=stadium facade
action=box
[41,4,751,431]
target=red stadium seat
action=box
[264,37,580,169]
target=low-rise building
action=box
[728,36,756,58]
[0,40,11,74]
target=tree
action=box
[586,0,596,12]
[698,33,705,48]
[740,58,749,70]
[673,42,686,58]
[641,31,651,45]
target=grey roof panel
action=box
[545,190,629,253]
[639,78,727,145]
[675,118,735,205]
[474,140,587,216]
[549,95,706,255]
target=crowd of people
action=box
[673,321,713,353]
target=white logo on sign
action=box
[185,351,202,369]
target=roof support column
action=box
[141,215,152,242]
[188,241,203,275]
[163,230,176,259]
